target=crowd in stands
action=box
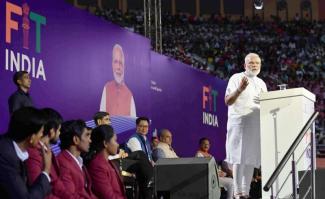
[93,8,325,148]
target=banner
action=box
[150,52,227,159]
[0,0,151,132]
[0,0,227,159]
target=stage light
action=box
[254,0,264,10]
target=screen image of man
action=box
[100,44,136,117]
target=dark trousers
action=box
[122,151,153,199]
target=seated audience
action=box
[93,112,153,199]
[0,107,51,199]
[151,136,159,150]
[57,120,97,199]
[93,111,127,159]
[250,168,262,199]
[196,137,234,199]
[93,111,111,126]
[127,117,153,161]
[86,125,127,199]
[26,108,65,199]
[152,129,178,161]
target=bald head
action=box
[159,129,173,146]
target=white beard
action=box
[113,72,124,84]
[246,69,260,77]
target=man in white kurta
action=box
[152,129,178,162]
[225,53,267,199]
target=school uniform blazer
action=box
[87,151,126,199]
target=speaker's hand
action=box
[253,96,260,104]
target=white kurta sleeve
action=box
[99,86,106,111]
[262,81,268,92]
[195,152,205,157]
[130,96,136,117]
[127,137,142,152]
[225,75,239,97]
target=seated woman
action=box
[196,137,234,199]
[86,125,127,199]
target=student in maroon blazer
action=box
[85,125,126,199]
[26,108,66,199]
[57,120,97,199]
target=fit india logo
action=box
[3,1,47,81]
[202,85,219,127]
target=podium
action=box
[260,88,315,198]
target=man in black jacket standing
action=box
[8,71,34,114]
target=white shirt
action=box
[226,72,267,122]
[66,150,83,170]
[127,135,147,152]
[13,141,29,161]
[13,141,51,182]
[195,151,205,158]
[225,72,267,166]
[155,142,178,158]
[108,154,120,160]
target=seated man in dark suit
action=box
[0,107,52,199]
[57,120,97,199]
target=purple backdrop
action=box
[0,0,151,131]
[0,0,227,160]
[150,52,227,159]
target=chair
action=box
[112,158,139,199]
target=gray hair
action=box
[112,44,125,66]
[244,53,261,64]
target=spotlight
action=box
[254,0,264,10]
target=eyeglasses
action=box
[138,125,149,128]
